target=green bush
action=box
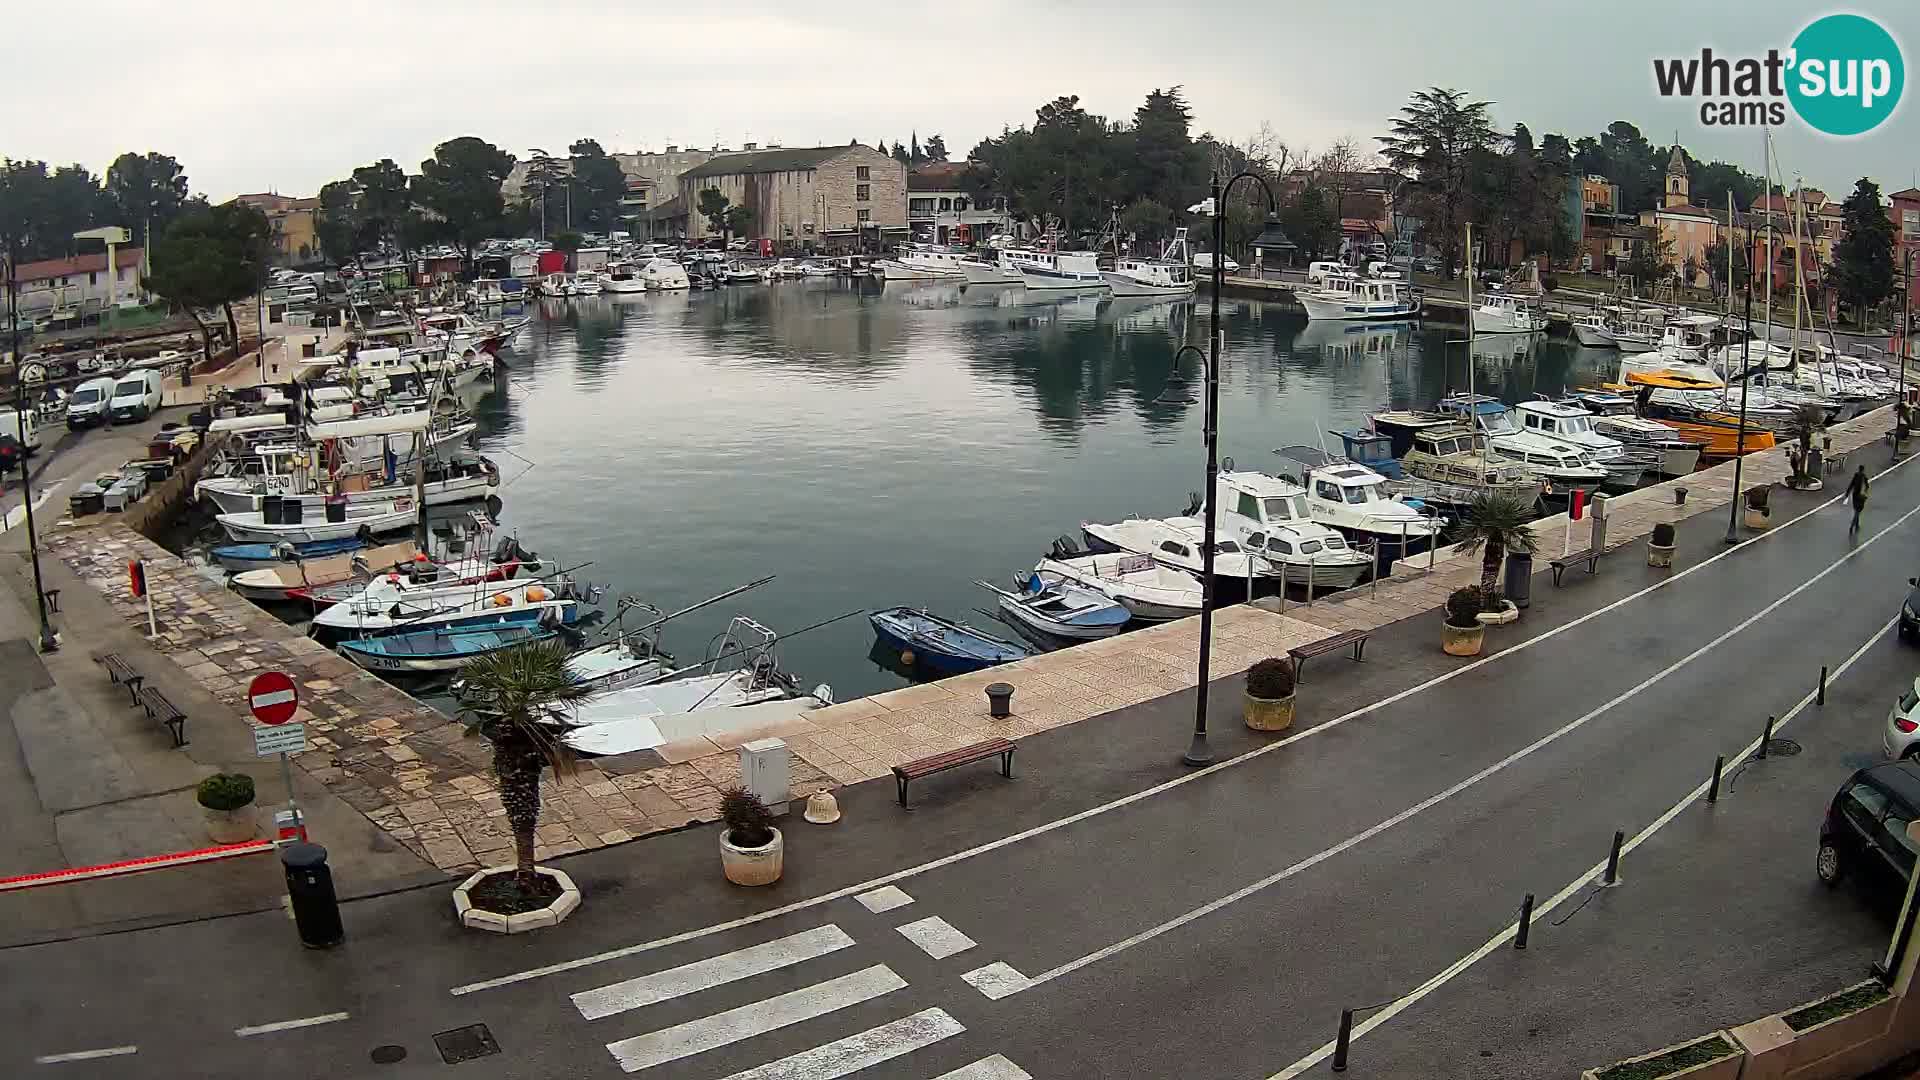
[1245,657,1296,699]
[1446,587,1484,628]
[1651,522,1676,546]
[720,786,775,848]
[196,773,256,811]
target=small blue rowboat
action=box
[211,537,366,572]
[978,575,1132,641]
[869,608,1031,675]
[338,616,564,674]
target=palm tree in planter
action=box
[1455,490,1539,619]
[1786,404,1826,489]
[455,640,594,910]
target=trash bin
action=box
[1504,552,1533,610]
[281,842,344,949]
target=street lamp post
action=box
[1725,210,1757,544]
[5,237,59,652]
[1185,170,1277,767]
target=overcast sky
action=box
[4,1,1912,201]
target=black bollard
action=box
[1818,665,1828,706]
[1759,714,1776,759]
[282,842,344,949]
[1331,1009,1354,1072]
[1708,755,1725,803]
[1515,893,1535,950]
[1602,830,1625,887]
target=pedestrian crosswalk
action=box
[571,907,1034,1077]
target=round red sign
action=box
[248,671,299,725]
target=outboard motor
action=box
[274,541,299,563]
[1049,534,1084,561]
[1182,490,1203,517]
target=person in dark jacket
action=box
[1848,465,1870,534]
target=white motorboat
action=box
[1471,291,1546,334]
[572,276,604,296]
[1653,313,1719,362]
[1035,540,1203,622]
[313,574,586,637]
[1268,448,1442,562]
[217,497,418,544]
[878,244,969,280]
[1205,469,1376,588]
[978,575,1132,640]
[227,540,421,602]
[1438,394,1609,490]
[1563,391,1704,477]
[1570,313,1616,347]
[537,272,575,297]
[1081,516,1279,585]
[601,262,648,293]
[960,252,1024,286]
[563,638,677,693]
[1016,249,1108,291]
[1298,273,1420,321]
[640,258,691,290]
[1101,230,1197,298]
[1511,399,1657,488]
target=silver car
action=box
[1887,677,1920,761]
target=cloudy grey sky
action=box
[4,1,1913,201]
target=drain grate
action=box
[1763,738,1804,757]
[434,1024,501,1064]
[370,1045,407,1065]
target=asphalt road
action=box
[5,450,1919,1079]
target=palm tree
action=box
[1456,490,1540,602]
[455,640,594,885]
[1787,403,1825,485]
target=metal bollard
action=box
[1708,755,1725,803]
[1307,557,1316,605]
[1759,714,1776,759]
[1602,830,1625,887]
[1331,1009,1354,1072]
[1515,893,1535,950]
[1818,665,1828,706]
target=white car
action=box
[1888,677,1920,761]
[1193,252,1239,273]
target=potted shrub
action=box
[1784,403,1825,490]
[1243,657,1296,732]
[719,787,783,886]
[197,773,257,843]
[1648,522,1676,568]
[1743,485,1771,530]
[1442,586,1486,656]
[1458,490,1536,624]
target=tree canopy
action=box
[1378,87,1500,273]
[411,136,514,261]
[104,152,191,248]
[1832,177,1897,326]
[142,202,270,358]
[567,139,628,234]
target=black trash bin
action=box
[281,842,344,949]
[324,497,347,523]
[260,494,283,525]
[1504,552,1533,610]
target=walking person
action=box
[1848,464,1871,535]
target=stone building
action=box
[233,192,320,266]
[678,144,906,252]
[1636,147,1717,287]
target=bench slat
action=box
[895,738,1015,778]
[1289,629,1370,658]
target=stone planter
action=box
[1476,600,1519,626]
[1442,621,1484,657]
[1778,980,1895,1073]
[720,827,784,886]
[1744,506,1772,531]
[1580,1032,1742,1080]
[453,866,581,934]
[203,805,256,844]
[1243,690,1295,732]
[1648,542,1675,568]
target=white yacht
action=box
[1035,539,1203,622]
[1654,314,1719,362]
[1101,230,1196,298]
[1437,394,1609,490]
[640,258,691,291]
[1269,447,1443,561]
[1511,399,1657,488]
[1298,273,1419,321]
[1080,516,1280,585]
[1208,469,1383,588]
[600,262,647,293]
[1015,249,1108,292]
[1472,291,1546,334]
[878,244,969,280]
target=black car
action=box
[1902,577,1920,640]
[1817,761,1920,892]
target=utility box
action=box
[739,738,791,816]
[1590,493,1610,552]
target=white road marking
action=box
[573,925,855,1020]
[854,885,915,913]
[1266,614,1898,1079]
[34,1045,137,1064]
[233,1011,349,1037]
[714,1007,963,1080]
[449,441,1914,998]
[895,915,976,960]
[3,482,62,532]
[1001,497,1920,996]
[961,962,1032,1000]
[604,963,906,1074]
[934,1055,1036,1080]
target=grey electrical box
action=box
[739,738,790,816]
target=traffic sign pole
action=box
[248,672,305,844]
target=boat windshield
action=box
[1342,486,1371,505]
[1261,496,1307,521]
[1214,540,1242,554]
[1481,412,1516,434]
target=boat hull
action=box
[200,473,492,515]
[961,262,1022,286]
[217,507,417,544]
[1100,272,1193,299]
[878,261,963,281]
[1018,268,1108,292]
[996,597,1128,640]
[1299,292,1420,321]
[1572,324,1617,347]
[338,622,561,673]
[1472,309,1547,334]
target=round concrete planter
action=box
[720,827,784,886]
[1243,691,1295,732]
[453,866,581,934]
[1476,600,1519,626]
[1647,542,1675,568]
[203,805,256,844]
[1743,507,1772,531]
[1442,621,1485,657]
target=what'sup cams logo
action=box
[1653,13,1903,136]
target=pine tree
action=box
[1832,177,1896,328]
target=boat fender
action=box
[525,586,547,603]
[900,649,916,667]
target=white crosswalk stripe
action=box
[574,925,855,1020]
[605,963,907,1073]
[714,1007,963,1080]
[933,1055,1036,1080]
[895,916,976,960]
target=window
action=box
[857,184,871,202]
[89,271,98,285]
[857,210,871,223]
[1159,541,1189,557]
[1842,783,1890,834]
[783,224,793,237]
[955,197,969,213]
[804,222,816,235]
[856,166,870,181]
[1236,492,1260,519]
[1215,540,1241,554]
[1271,539,1294,555]
[1262,496,1293,520]
[1315,480,1341,502]
[1343,486,1369,505]
[1245,533,1266,549]
[938,198,951,212]
[1298,539,1324,555]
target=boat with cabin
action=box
[1015,249,1108,292]
[601,262,648,293]
[1472,291,1547,334]
[1559,391,1704,477]
[1081,516,1281,591]
[1101,230,1197,298]
[878,244,970,280]
[1035,540,1204,622]
[1571,312,1617,348]
[1510,399,1659,489]
[1206,469,1378,589]
[1297,272,1420,322]
[1436,394,1610,491]
[959,249,1025,286]
[1365,417,1547,507]
[1270,445,1442,563]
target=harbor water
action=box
[465,281,1622,701]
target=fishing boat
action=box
[868,608,1031,674]
[1471,291,1546,334]
[196,450,497,515]
[1081,516,1281,589]
[1270,446,1442,563]
[337,612,572,674]
[959,249,1024,286]
[1297,273,1420,321]
[600,262,648,293]
[1101,230,1197,298]
[1203,468,1375,588]
[1367,418,1547,507]
[1035,539,1203,621]
[1015,249,1108,292]
[216,497,417,544]
[312,574,592,640]
[1511,399,1659,489]
[209,535,372,572]
[979,575,1131,640]
[1560,391,1705,477]
[877,244,970,280]
[1570,312,1617,348]
[227,540,420,602]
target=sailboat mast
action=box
[1466,221,1486,481]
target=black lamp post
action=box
[5,237,59,652]
[1185,170,1277,767]
[1725,211,1757,544]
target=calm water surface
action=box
[467,282,1618,700]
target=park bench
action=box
[1287,629,1372,682]
[1549,548,1601,586]
[136,685,188,748]
[893,737,1015,807]
[97,653,145,704]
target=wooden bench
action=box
[97,653,145,704]
[1287,629,1372,682]
[893,737,1015,807]
[1550,548,1601,586]
[136,685,188,748]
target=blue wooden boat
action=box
[869,607,1031,675]
[337,615,564,674]
[210,537,367,571]
[978,575,1132,640]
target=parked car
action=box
[1193,252,1240,273]
[1888,677,1920,761]
[109,369,163,424]
[1817,761,1919,892]
[1899,577,1920,640]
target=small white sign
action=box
[253,722,308,757]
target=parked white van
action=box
[66,376,119,429]
[1307,261,1347,286]
[0,407,44,453]
[109,369,163,424]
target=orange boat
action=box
[1604,373,1777,459]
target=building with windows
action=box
[906,163,1010,246]
[1635,147,1717,287]
[233,192,321,266]
[8,248,148,317]
[677,144,906,251]
[1888,187,1920,306]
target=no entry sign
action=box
[248,671,299,726]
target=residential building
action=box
[233,192,321,266]
[1572,175,1630,271]
[678,144,906,252]
[1888,187,1920,306]
[906,162,1010,246]
[7,248,147,317]
[1635,147,1717,286]
[1278,168,1399,252]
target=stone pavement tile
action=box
[870,682,958,709]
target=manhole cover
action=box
[370,1045,407,1065]
[1762,739,1803,757]
[434,1024,500,1064]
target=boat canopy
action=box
[306,411,431,440]
[209,413,291,433]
